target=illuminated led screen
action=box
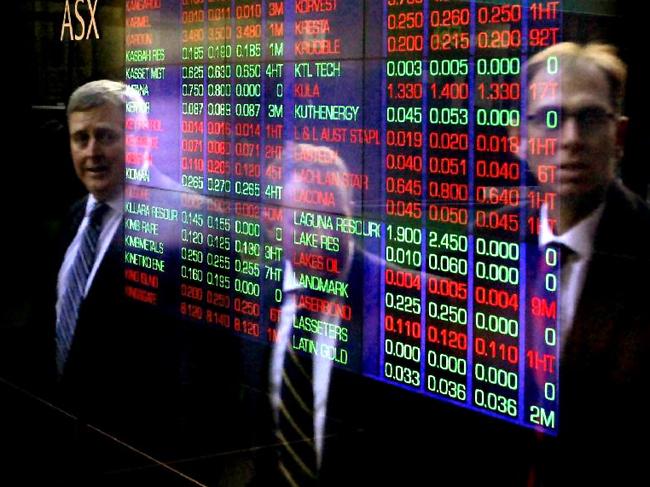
[124,0,562,434]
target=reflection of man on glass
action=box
[516,43,650,484]
[46,80,177,444]
[276,143,354,483]
[240,142,375,487]
[271,143,355,483]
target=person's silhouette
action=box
[512,43,650,485]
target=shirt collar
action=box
[539,202,605,258]
[86,192,123,215]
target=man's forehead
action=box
[530,64,612,109]
[68,105,123,130]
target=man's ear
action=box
[615,115,629,154]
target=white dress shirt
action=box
[538,202,604,349]
[56,193,123,309]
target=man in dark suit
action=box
[513,43,650,485]
[41,80,179,452]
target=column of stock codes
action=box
[124,0,562,434]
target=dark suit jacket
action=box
[532,181,650,485]
[348,180,650,487]
[357,181,650,487]
[35,196,182,448]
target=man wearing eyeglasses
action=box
[523,43,630,236]
[517,43,650,485]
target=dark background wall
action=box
[3,0,125,358]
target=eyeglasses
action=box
[527,106,616,131]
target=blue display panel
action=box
[124,0,562,434]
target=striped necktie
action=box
[55,201,108,375]
[275,290,318,487]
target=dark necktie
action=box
[528,242,575,383]
[526,241,574,486]
[553,243,576,337]
[275,290,318,487]
[548,242,574,268]
[55,201,108,375]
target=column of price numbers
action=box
[180,193,207,322]
[232,203,263,338]
[181,0,207,193]
[179,1,207,323]
[383,0,425,391]
[471,1,523,420]
[233,1,264,202]
[260,0,285,340]
[524,242,560,431]
[262,0,285,203]
[529,1,560,50]
[230,2,264,340]
[205,198,234,329]
[425,2,472,405]
[261,202,283,344]
[206,0,233,197]
[524,0,561,432]
[258,2,284,343]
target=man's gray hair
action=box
[67,79,128,116]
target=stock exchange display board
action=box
[124,0,562,434]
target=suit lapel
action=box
[565,182,643,362]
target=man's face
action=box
[524,62,625,202]
[68,103,124,201]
